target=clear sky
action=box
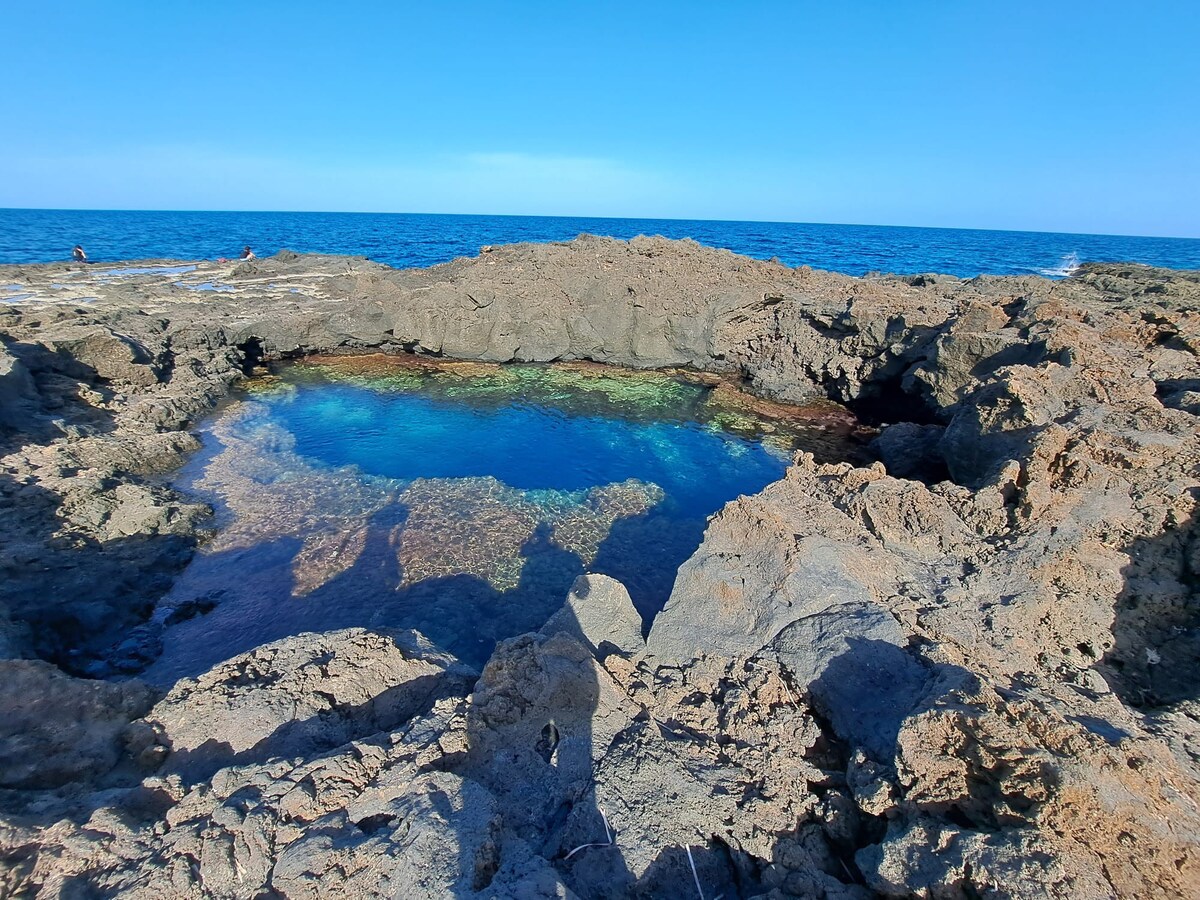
[2,1,1197,237]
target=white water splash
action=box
[1037,252,1081,277]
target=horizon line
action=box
[2,206,1197,244]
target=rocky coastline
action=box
[1,236,1198,897]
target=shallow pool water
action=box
[177,280,236,293]
[145,356,866,682]
[281,365,791,517]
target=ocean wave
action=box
[1037,252,1081,277]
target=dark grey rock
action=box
[871,422,947,482]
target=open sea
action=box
[1,208,1198,278]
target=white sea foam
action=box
[1037,252,1081,277]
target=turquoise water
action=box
[279,367,789,518]
[4,209,1199,276]
[145,361,861,679]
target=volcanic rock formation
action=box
[0,238,1198,897]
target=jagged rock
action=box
[0,659,156,788]
[858,822,1115,899]
[643,462,907,667]
[769,603,932,762]
[144,628,475,781]
[0,244,1199,898]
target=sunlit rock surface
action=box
[1,240,1199,898]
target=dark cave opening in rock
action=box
[844,371,939,428]
[236,336,265,375]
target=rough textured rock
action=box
[0,342,38,430]
[143,628,475,782]
[541,573,645,656]
[871,421,946,482]
[1,242,1199,897]
[0,659,156,788]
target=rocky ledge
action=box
[0,237,1198,898]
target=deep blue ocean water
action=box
[2,208,1199,277]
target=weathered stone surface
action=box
[541,573,644,656]
[144,628,474,782]
[0,659,156,788]
[1,244,1199,898]
[34,323,162,387]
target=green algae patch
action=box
[292,352,871,458]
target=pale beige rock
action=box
[2,244,1199,898]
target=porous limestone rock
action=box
[1,243,1199,898]
[143,627,475,782]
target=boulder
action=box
[541,573,644,657]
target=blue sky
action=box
[2,1,1197,236]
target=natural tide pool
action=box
[144,355,869,682]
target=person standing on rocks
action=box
[72,245,87,263]
[240,246,255,260]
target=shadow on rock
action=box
[0,337,209,670]
[0,338,121,439]
[442,591,979,898]
[1102,490,1200,707]
[450,575,639,898]
[588,506,707,630]
[147,631,473,785]
[0,470,199,672]
[807,635,939,764]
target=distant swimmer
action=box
[72,245,87,263]
[240,246,255,260]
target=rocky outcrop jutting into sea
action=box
[1,237,1198,897]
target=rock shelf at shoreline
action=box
[1,236,1199,897]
